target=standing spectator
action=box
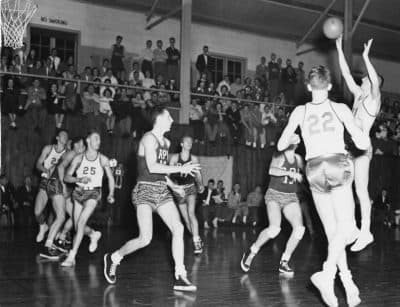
[16,176,36,227]
[112,88,131,137]
[102,69,118,85]
[227,183,247,224]
[131,92,148,139]
[241,104,254,146]
[246,186,263,226]
[250,103,265,148]
[100,59,111,76]
[372,123,398,156]
[64,74,81,113]
[142,70,155,89]
[128,62,145,82]
[166,37,180,84]
[26,49,37,73]
[139,40,154,77]
[189,99,204,143]
[196,46,214,83]
[294,61,306,105]
[230,77,243,98]
[256,56,268,87]
[99,88,115,134]
[281,59,297,105]
[0,175,15,227]
[268,53,280,100]
[2,78,20,129]
[153,40,168,79]
[48,48,61,73]
[111,35,125,76]
[216,102,230,142]
[81,66,93,83]
[225,101,241,144]
[47,83,65,129]
[199,179,219,229]
[203,100,218,145]
[24,78,47,132]
[82,84,100,115]
[261,104,278,146]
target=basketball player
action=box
[61,131,115,267]
[241,135,305,275]
[34,130,69,245]
[336,36,382,252]
[277,66,370,307]
[52,137,101,254]
[169,135,204,254]
[103,106,201,292]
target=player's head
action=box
[307,66,332,91]
[233,183,240,192]
[71,136,86,154]
[56,129,69,146]
[207,179,215,189]
[181,135,193,151]
[151,106,173,132]
[86,130,101,151]
[255,186,262,194]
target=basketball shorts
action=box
[72,187,102,204]
[264,188,299,209]
[46,178,64,197]
[173,183,198,204]
[306,154,354,193]
[349,145,373,160]
[39,178,48,191]
[132,181,173,211]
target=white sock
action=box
[281,253,290,262]
[111,251,123,264]
[250,244,259,255]
[193,236,201,243]
[45,240,52,248]
[175,265,187,279]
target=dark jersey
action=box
[170,153,196,185]
[268,154,300,193]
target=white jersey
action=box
[43,145,66,170]
[76,153,104,189]
[301,100,346,160]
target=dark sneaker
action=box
[240,251,253,273]
[279,260,294,275]
[39,246,63,260]
[104,254,119,284]
[173,275,197,292]
[54,239,70,253]
[194,240,203,255]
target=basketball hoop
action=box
[1,0,37,49]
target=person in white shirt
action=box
[217,75,231,96]
[48,48,61,72]
[139,40,154,77]
[128,62,145,82]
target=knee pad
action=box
[293,226,305,240]
[266,225,281,239]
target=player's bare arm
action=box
[277,106,303,151]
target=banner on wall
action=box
[198,156,233,193]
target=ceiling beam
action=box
[146,6,182,30]
[259,0,400,34]
[351,0,370,36]
[146,0,160,22]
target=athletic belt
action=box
[76,186,101,191]
[306,153,348,162]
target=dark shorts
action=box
[72,188,101,204]
[47,178,63,198]
[306,154,354,193]
[173,184,198,205]
[264,188,299,209]
[39,177,48,191]
[131,181,173,211]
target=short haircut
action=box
[71,136,84,147]
[57,129,68,137]
[86,129,100,139]
[170,37,175,41]
[308,66,331,90]
[116,35,122,40]
[150,105,167,125]
[181,135,193,142]
[208,179,215,184]
[203,45,208,49]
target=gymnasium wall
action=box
[30,0,400,93]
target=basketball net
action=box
[1,0,37,49]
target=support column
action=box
[179,0,191,124]
[343,0,353,103]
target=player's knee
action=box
[266,225,281,239]
[292,226,305,240]
[173,222,184,236]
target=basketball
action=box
[323,17,343,39]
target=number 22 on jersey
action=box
[307,112,335,135]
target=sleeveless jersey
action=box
[137,133,169,183]
[170,154,196,185]
[269,154,300,193]
[43,145,65,170]
[301,100,346,160]
[76,153,104,189]
[352,94,379,133]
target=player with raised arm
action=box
[103,106,201,292]
[61,130,115,267]
[277,66,370,307]
[336,36,382,252]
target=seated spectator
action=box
[100,79,116,98]
[24,78,47,132]
[155,74,165,88]
[219,85,233,98]
[102,68,118,85]
[189,99,204,143]
[226,183,247,224]
[15,176,36,227]
[26,49,37,73]
[81,66,93,82]
[100,58,111,76]
[225,101,241,145]
[47,83,65,129]
[131,92,149,138]
[165,79,179,102]
[82,84,100,115]
[261,104,278,146]
[157,84,171,104]
[246,186,263,226]
[199,179,219,228]
[241,103,254,146]
[0,174,16,227]
[48,48,61,73]
[250,103,265,148]
[64,74,80,113]
[207,82,216,96]
[92,67,101,80]
[217,75,231,95]
[112,88,131,137]
[99,88,115,134]
[142,70,155,89]
[230,77,243,97]
[2,78,20,129]
[216,102,230,142]
[197,72,209,88]
[128,62,145,82]
[215,180,226,201]
[372,123,398,156]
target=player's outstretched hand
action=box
[181,162,201,176]
[335,34,343,50]
[363,39,373,58]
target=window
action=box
[209,54,245,84]
[30,27,77,63]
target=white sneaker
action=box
[339,271,361,307]
[89,231,102,253]
[36,224,49,243]
[311,271,338,307]
[351,231,374,252]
